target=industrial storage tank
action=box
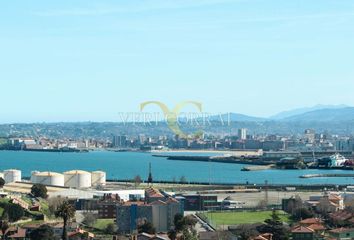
[64,170,91,188]
[31,171,64,187]
[3,169,21,183]
[30,171,40,183]
[91,171,106,186]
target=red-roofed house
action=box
[329,228,354,239]
[251,233,273,240]
[291,225,315,240]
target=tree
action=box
[48,196,65,216]
[174,214,197,232]
[0,178,5,188]
[262,210,289,240]
[181,228,198,240]
[235,224,259,240]
[183,215,197,228]
[138,220,156,234]
[82,213,97,227]
[105,223,118,235]
[174,213,185,232]
[0,220,9,240]
[55,201,76,240]
[172,214,198,240]
[4,203,24,222]
[286,195,303,215]
[317,198,332,217]
[180,176,187,184]
[291,207,314,221]
[31,184,48,198]
[29,224,56,240]
[134,175,142,188]
[168,229,177,240]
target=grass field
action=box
[93,219,115,230]
[204,210,290,226]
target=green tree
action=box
[4,203,24,222]
[181,228,198,240]
[174,214,197,233]
[183,215,197,228]
[0,178,5,188]
[168,229,177,240]
[82,213,97,227]
[138,220,156,234]
[263,210,289,240]
[48,196,65,216]
[55,201,76,240]
[292,207,314,221]
[234,224,259,240]
[174,213,185,232]
[134,175,142,188]
[29,224,56,240]
[31,184,48,198]
[0,220,10,240]
[105,223,118,235]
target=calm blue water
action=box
[0,150,353,185]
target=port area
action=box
[153,153,354,171]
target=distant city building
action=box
[112,135,127,148]
[336,138,354,151]
[304,129,316,143]
[238,128,247,140]
[262,140,285,151]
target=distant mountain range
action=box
[1,105,354,137]
[269,104,349,120]
[281,107,354,122]
[213,105,354,122]
[209,113,267,122]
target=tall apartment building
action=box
[98,194,123,219]
[116,188,182,234]
[112,135,127,148]
[238,128,247,140]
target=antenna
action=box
[148,162,153,186]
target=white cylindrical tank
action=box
[31,171,64,187]
[30,171,40,183]
[4,169,21,183]
[91,171,106,186]
[64,170,91,188]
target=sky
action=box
[1,0,354,123]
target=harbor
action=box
[1,150,354,185]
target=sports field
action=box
[204,210,290,226]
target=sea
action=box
[0,150,353,185]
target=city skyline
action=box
[1,0,354,123]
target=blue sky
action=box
[1,0,354,123]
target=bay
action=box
[0,150,353,185]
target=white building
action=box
[238,128,247,140]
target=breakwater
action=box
[154,155,270,165]
[300,173,354,178]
